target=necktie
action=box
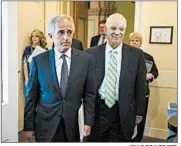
[60,54,68,97]
[105,51,117,108]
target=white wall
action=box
[1,1,18,142]
[135,1,177,139]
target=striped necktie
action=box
[105,51,117,108]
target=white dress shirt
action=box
[98,35,107,45]
[54,48,71,87]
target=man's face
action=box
[52,19,73,53]
[129,37,141,48]
[105,18,126,49]
[99,23,106,35]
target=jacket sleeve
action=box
[149,55,159,82]
[83,56,96,126]
[135,51,147,116]
[24,58,39,131]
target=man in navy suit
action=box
[24,15,96,142]
[90,20,106,47]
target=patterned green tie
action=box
[105,51,117,108]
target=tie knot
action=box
[110,50,117,56]
[61,54,66,59]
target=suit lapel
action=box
[119,44,130,89]
[98,44,106,86]
[49,49,62,97]
[96,35,101,45]
[64,48,79,97]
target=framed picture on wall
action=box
[149,26,173,44]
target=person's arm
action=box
[22,47,29,85]
[24,58,39,141]
[135,51,147,123]
[23,63,29,85]
[83,56,96,136]
[149,56,159,81]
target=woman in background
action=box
[129,32,159,142]
[22,29,47,85]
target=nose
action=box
[115,29,121,35]
[63,33,69,40]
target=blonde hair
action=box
[29,29,47,48]
[129,32,143,43]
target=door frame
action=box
[1,1,18,142]
[73,1,88,48]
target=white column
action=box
[134,1,147,48]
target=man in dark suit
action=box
[129,32,159,142]
[71,39,84,51]
[24,15,96,142]
[86,13,146,142]
[90,20,106,47]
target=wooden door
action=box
[73,2,89,49]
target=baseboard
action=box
[144,127,168,140]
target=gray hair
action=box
[47,15,75,36]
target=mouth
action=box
[112,35,121,39]
[112,37,121,40]
[61,42,70,46]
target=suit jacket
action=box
[24,48,96,142]
[52,38,83,51]
[86,43,147,139]
[144,52,159,96]
[90,35,101,47]
[72,39,84,51]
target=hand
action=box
[24,131,35,142]
[83,125,91,137]
[136,116,143,124]
[146,73,154,80]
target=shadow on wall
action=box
[146,87,160,126]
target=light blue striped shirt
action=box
[98,43,122,101]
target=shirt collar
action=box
[54,48,71,60]
[106,42,123,55]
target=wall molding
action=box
[144,126,168,140]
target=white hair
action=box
[106,13,127,28]
[47,15,75,36]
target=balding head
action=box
[106,13,127,29]
[105,13,127,49]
